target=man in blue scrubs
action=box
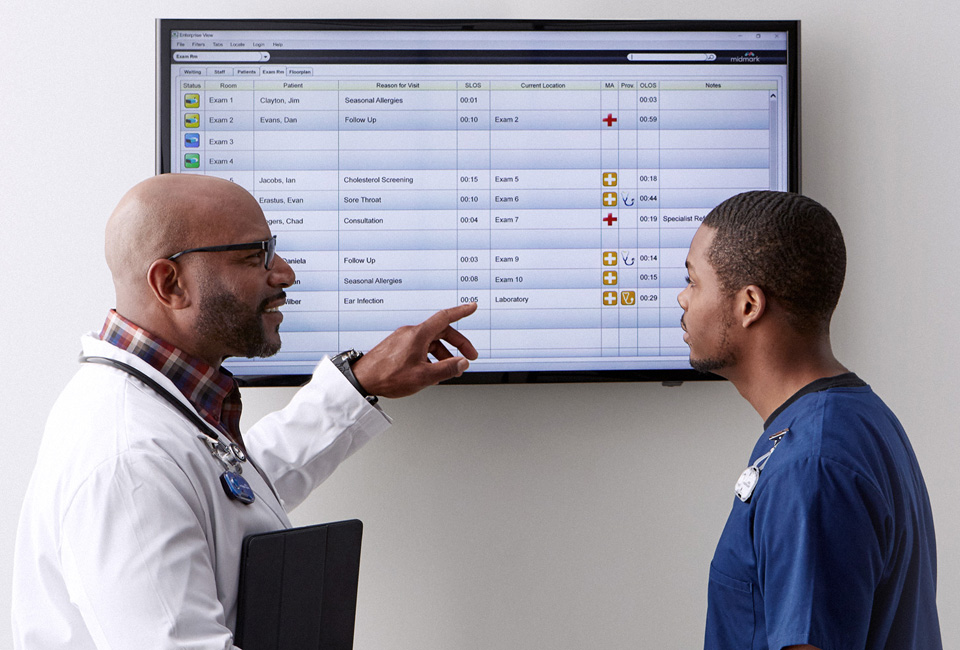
[678,191,941,650]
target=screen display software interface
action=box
[160,22,796,380]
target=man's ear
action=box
[146,259,192,309]
[738,284,766,328]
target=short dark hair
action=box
[702,191,846,335]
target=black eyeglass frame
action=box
[166,235,277,270]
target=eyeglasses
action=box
[166,235,277,270]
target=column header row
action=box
[179,79,778,92]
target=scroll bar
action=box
[768,91,778,189]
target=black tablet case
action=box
[234,519,363,650]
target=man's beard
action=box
[690,352,735,374]
[686,314,737,375]
[196,285,282,360]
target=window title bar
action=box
[170,30,789,52]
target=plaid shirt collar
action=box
[99,310,243,440]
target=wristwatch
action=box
[331,349,378,405]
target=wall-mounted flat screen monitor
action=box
[157,19,800,385]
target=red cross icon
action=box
[603,213,617,226]
[602,113,617,127]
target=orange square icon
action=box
[602,172,618,187]
[602,271,618,285]
[620,291,636,306]
[603,291,618,306]
[602,251,618,266]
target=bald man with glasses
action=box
[12,174,478,650]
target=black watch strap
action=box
[332,350,378,405]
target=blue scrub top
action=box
[704,374,941,650]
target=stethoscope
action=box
[80,355,257,505]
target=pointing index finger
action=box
[421,303,479,359]
[425,302,478,330]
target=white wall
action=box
[2,1,957,648]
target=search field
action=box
[627,52,716,62]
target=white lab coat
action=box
[12,335,392,649]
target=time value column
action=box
[634,81,664,356]
[455,80,492,356]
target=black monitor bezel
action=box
[157,18,799,387]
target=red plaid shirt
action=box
[99,310,243,442]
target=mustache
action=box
[258,291,286,312]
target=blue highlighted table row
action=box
[261,208,709,233]
[181,109,770,132]
[279,248,679,271]
[278,268,687,291]
[187,167,766,191]
[276,289,684,313]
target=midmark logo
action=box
[731,51,761,63]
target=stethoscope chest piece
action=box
[230,443,247,463]
[199,436,256,505]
